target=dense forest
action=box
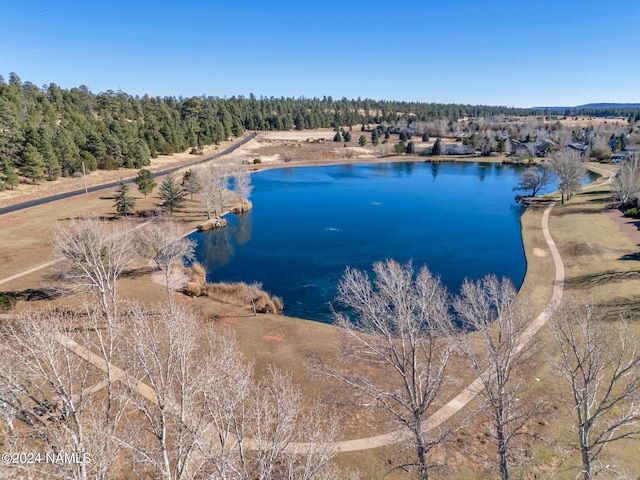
[1,72,639,187]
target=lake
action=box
[190,161,534,322]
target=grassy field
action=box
[1,140,640,478]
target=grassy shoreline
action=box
[2,143,640,476]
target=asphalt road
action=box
[0,132,257,217]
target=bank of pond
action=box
[189,162,594,322]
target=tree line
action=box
[0,71,558,189]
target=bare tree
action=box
[118,303,338,480]
[453,275,539,480]
[547,296,640,480]
[52,216,136,316]
[613,154,640,206]
[513,165,553,197]
[316,260,454,480]
[546,149,586,204]
[136,220,195,308]
[0,310,127,480]
[231,158,253,213]
[198,334,339,480]
[118,302,205,480]
[195,163,232,220]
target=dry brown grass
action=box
[3,146,640,478]
[184,263,283,314]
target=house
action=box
[508,139,555,157]
[566,143,589,155]
[427,144,475,155]
[612,149,640,163]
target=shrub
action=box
[198,281,284,314]
[0,295,16,311]
[253,158,262,164]
[624,207,640,218]
[190,262,206,285]
[185,282,202,297]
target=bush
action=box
[624,207,640,218]
[196,280,284,314]
[185,282,203,297]
[190,262,206,285]
[253,158,262,164]
[0,295,16,311]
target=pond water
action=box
[189,162,581,323]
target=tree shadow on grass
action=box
[553,207,602,216]
[620,252,640,261]
[565,269,640,288]
[599,295,640,319]
[0,287,63,302]
[120,266,157,279]
[578,189,610,197]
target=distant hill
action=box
[533,103,640,111]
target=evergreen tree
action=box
[134,168,157,198]
[342,131,351,142]
[159,174,186,215]
[405,141,415,154]
[20,144,46,183]
[422,132,430,142]
[432,137,442,156]
[497,138,506,154]
[358,135,367,147]
[333,132,342,142]
[113,180,136,217]
[38,127,61,180]
[2,161,20,190]
[182,169,201,200]
[371,130,379,146]
[394,141,406,155]
[399,131,408,142]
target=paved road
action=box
[0,132,257,217]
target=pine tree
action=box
[113,180,136,217]
[134,168,157,198]
[342,131,351,142]
[405,141,415,154]
[2,161,20,190]
[333,132,342,142]
[371,130,379,146]
[359,135,367,147]
[159,174,186,215]
[432,137,442,156]
[20,144,46,184]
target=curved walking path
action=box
[8,200,566,454]
[312,201,565,453]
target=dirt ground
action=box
[2,131,640,478]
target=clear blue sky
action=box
[2,0,638,108]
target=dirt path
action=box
[308,201,565,453]
[37,200,565,454]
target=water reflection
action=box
[192,162,531,322]
[235,211,253,246]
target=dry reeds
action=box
[185,263,283,314]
